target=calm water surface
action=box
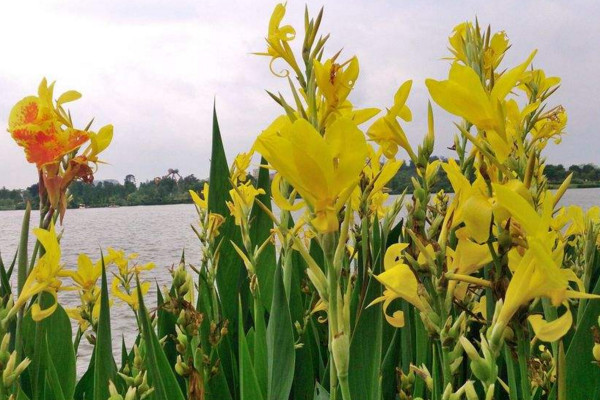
[0,188,598,372]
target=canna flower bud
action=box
[124,387,137,400]
[331,332,350,377]
[108,381,124,400]
[593,343,600,363]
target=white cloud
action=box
[0,0,598,188]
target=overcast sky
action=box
[1,0,598,189]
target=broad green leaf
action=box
[136,277,186,400]
[239,300,264,400]
[267,264,295,400]
[348,275,382,400]
[21,294,76,400]
[94,257,117,400]
[381,329,401,400]
[44,338,66,400]
[249,156,277,312]
[73,351,95,400]
[208,105,245,326]
[349,219,383,400]
[561,274,600,397]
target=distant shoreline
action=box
[1,184,599,212]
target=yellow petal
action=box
[383,243,409,270]
[528,306,572,342]
[31,292,58,321]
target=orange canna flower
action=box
[8,79,90,168]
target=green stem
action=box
[16,203,31,364]
[515,327,531,399]
[339,375,351,400]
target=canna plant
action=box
[1,4,600,400]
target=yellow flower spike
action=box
[426,52,536,161]
[111,279,150,311]
[254,116,368,233]
[518,69,561,100]
[420,160,441,184]
[189,183,209,210]
[528,305,573,342]
[255,3,300,77]
[314,57,360,111]
[226,181,266,226]
[231,152,253,184]
[61,253,102,291]
[367,81,415,159]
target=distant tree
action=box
[125,174,136,185]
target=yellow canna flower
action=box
[254,116,368,232]
[189,183,209,210]
[367,80,414,159]
[8,80,113,222]
[518,69,561,100]
[426,52,535,161]
[493,184,600,340]
[442,159,493,243]
[226,182,266,226]
[447,237,492,276]
[61,253,102,291]
[8,78,89,168]
[483,31,509,73]
[372,245,428,328]
[255,3,300,77]
[351,147,402,218]
[231,152,253,184]
[12,223,64,321]
[314,57,359,112]
[111,278,150,311]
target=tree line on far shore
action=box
[1,161,599,210]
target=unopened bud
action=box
[593,343,600,362]
[332,332,350,377]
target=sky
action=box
[1,0,599,189]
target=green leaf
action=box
[313,382,330,400]
[561,276,600,397]
[253,294,268,397]
[44,337,66,400]
[249,157,277,312]
[266,264,295,400]
[21,294,76,400]
[136,277,186,400]
[348,275,382,400]
[208,105,245,326]
[381,329,401,400]
[94,256,117,400]
[74,351,95,400]
[349,219,383,400]
[239,299,264,400]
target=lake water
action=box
[0,187,599,373]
